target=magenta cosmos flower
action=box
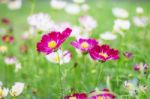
[71,38,98,53]
[63,93,87,99]
[89,45,119,62]
[2,35,14,43]
[88,89,115,99]
[37,28,72,54]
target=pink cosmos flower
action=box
[1,18,10,25]
[37,28,72,54]
[71,38,98,53]
[134,63,148,71]
[88,89,115,99]
[123,51,133,59]
[2,35,14,43]
[89,45,119,62]
[63,92,87,99]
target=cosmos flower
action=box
[37,28,72,54]
[81,4,90,12]
[89,45,119,62]
[20,45,28,53]
[0,87,9,99]
[1,18,10,25]
[2,35,14,43]
[7,0,22,10]
[134,63,148,72]
[79,15,97,32]
[10,82,24,97]
[0,45,8,53]
[123,51,133,59]
[27,13,54,32]
[88,89,115,99]
[124,78,138,96]
[4,56,17,65]
[63,92,87,99]
[133,16,148,28]
[100,31,117,40]
[46,49,71,64]
[15,63,22,72]
[65,3,81,15]
[50,0,67,10]
[112,8,128,19]
[71,38,98,53]
[136,7,144,15]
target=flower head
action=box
[4,56,17,65]
[63,92,87,99]
[2,35,14,43]
[10,82,24,97]
[0,87,9,99]
[0,45,8,53]
[37,28,72,54]
[1,18,10,25]
[123,51,133,59]
[134,63,148,72]
[112,7,128,19]
[71,38,98,53]
[89,45,119,62]
[88,89,115,99]
[46,49,71,64]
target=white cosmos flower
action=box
[46,49,71,65]
[65,3,80,15]
[70,26,82,38]
[100,31,117,40]
[0,87,9,98]
[0,45,7,53]
[27,13,54,32]
[10,82,24,97]
[7,0,22,10]
[133,16,148,28]
[112,8,128,19]
[136,7,144,15]
[4,56,17,65]
[79,15,97,32]
[73,0,85,4]
[50,0,66,10]
[113,19,130,35]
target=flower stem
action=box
[95,62,103,86]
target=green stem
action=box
[30,0,35,15]
[95,62,103,86]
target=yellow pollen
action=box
[81,42,89,49]
[5,37,10,42]
[48,41,57,49]
[54,55,60,62]
[0,88,3,96]
[69,97,77,99]
[99,52,108,58]
[98,96,104,99]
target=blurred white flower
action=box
[100,31,117,40]
[136,7,144,15]
[70,26,82,38]
[15,63,22,72]
[133,16,148,28]
[27,13,54,32]
[0,45,8,53]
[65,3,80,15]
[7,0,22,10]
[50,0,66,10]
[113,19,130,35]
[73,0,85,4]
[112,8,128,19]
[4,56,17,65]
[46,49,71,65]
[0,81,3,87]
[0,28,6,34]
[0,87,9,98]
[51,22,71,32]
[81,4,90,12]
[79,15,97,32]
[10,82,24,97]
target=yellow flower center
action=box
[0,88,3,96]
[81,42,89,49]
[99,52,108,58]
[54,55,60,62]
[69,97,77,99]
[48,41,57,49]
[98,96,104,99]
[5,37,10,42]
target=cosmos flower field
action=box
[0,0,150,99]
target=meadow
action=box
[0,0,150,99]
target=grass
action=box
[0,0,150,98]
